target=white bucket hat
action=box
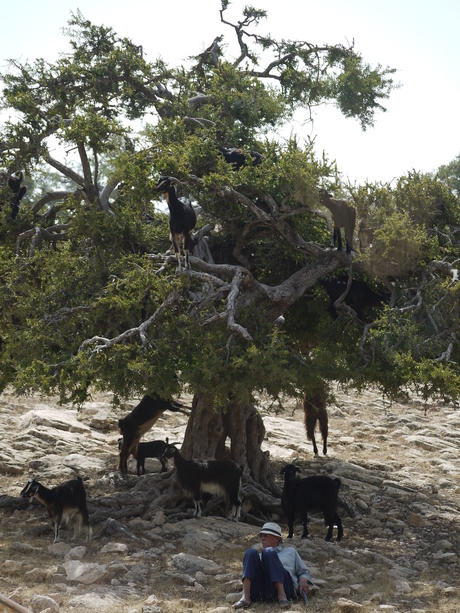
[259,522,283,541]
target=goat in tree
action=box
[320,275,389,321]
[320,189,356,254]
[216,145,263,170]
[8,171,27,219]
[155,176,197,272]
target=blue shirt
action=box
[274,545,314,590]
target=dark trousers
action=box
[242,548,296,602]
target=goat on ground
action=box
[216,145,263,170]
[7,171,27,219]
[118,394,185,474]
[319,189,356,254]
[154,176,197,272]
[320,275,389,321]
[117,436,173,475]
[303,390,328,455]
[20,477,91,544]
[161,444,243,520]
[280,463,343,541]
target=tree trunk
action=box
[181,393,277,494]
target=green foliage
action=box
[438,153,460,196]
[0,5,458,412]
[333,55,397,129]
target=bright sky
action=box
[1,0,459,185]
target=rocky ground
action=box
[0,387,459,613]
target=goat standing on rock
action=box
[320,188,356,254]
[155,176,197,272]
[281,464,343,541]
[20,477,92,544]
[162,444,243,520]
[118,436,173,475]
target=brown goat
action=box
[118,394,185,473]
[320,189,356,254]
[303,390,328,455]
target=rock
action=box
[408,512,425,527]
[171,553,222,575]
[335,597,363,611]
[101,541,129,554]
[62,560,108,584]
[30,594,59,612]
[65,545,87,560]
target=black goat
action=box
[7,171,27,219]
[154,176,197,272]
[118,394,185,474]
[117,436,172,475]
[216,145,262,170]
[319,189,356,253]
[281,464,343,541]
[320,275,389,321]
[303,390,328,455]
[162,445,243,520]
[20,477,91,544]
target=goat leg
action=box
[301,515,309,539]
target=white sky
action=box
[1,0,459,185]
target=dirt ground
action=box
[0,386,459,613]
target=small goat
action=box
[20,477,91,544]
[118,394,185,474]
[8,171,27,219]
[162,445,243,520]
[303,390,328,455]
[320,275,389,321]
[281,464,343,541]
[320,189,356,254]
[117,436,172,475]
[216,145,263,170]
[155,176,197,272]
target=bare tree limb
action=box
[79,290,181,353]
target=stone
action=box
[29,594,59,612]
[335,597,363,611]
[63,560,108,584]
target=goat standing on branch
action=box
[7,171,27,219]
[154,176,197,272]
[320,189,356,254]
[20,477,91,544]
[216,145,263,170]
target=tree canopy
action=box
[0,4,459,486]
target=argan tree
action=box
[1,5,458,495]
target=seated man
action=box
[233,522,314,609]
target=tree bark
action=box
[181,393,277,493]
